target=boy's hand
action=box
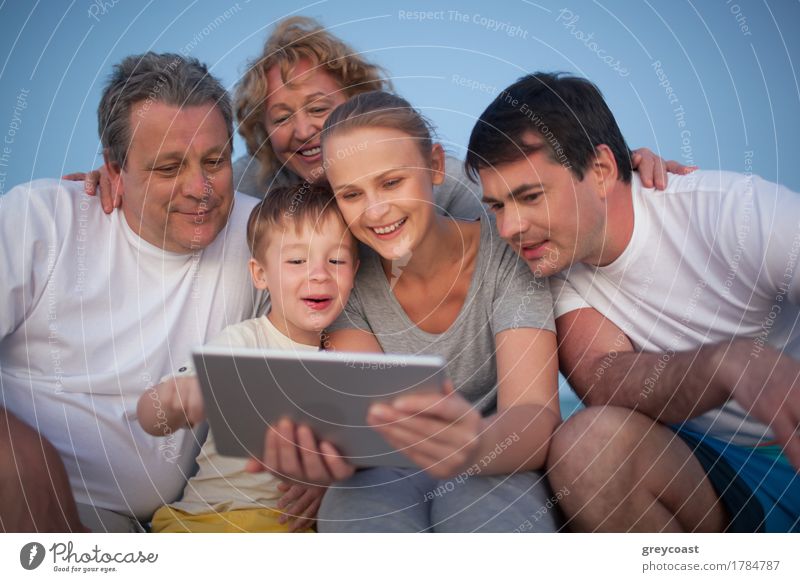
[245,418,356,485]
[366,380,483,479]
[276,481,326,532]
[138,375,205,435]
[166,376,206,428]
[159,376,205,429]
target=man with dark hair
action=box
[0,53,263,531]
[468,72,800,532]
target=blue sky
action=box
[1,0,798,193]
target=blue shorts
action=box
[674,426,800,532]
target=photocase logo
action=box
[20,542,46,570]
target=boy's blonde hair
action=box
[235,16,391,182]
[246,184,350,259]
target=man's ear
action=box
[430,143,446,186]
[590,144,619,200]
[249,257,269,291]
[103,150,125,198]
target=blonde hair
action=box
[246,183,349,259]
[235,17,391,182]
[322,91,435,164]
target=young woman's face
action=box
[264,60,348,182]
[324,126,444,260]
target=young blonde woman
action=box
[247,91,560,532]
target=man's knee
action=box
[0,409,83,532]
[1,410,45,479]
[547,406,652,486]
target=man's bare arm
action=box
[557,307,800,468]
[557,308,728,422]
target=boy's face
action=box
[250,214,358,345]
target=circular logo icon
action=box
[20,542,46,570]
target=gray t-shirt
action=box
[326,217,555,414]
[233,153,485,221]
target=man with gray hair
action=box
[0,52,263,531]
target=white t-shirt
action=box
[167,315,317,515]
[0,179,263,520]
[552,172,800,446]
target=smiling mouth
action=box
[297,146,321,158]
[370,217,407,235]
[175,207,216,218]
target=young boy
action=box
[136,184,358,532]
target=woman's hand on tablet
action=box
[367,380,483,479]
[245,418,356,485]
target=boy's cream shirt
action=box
[165,315,317,515]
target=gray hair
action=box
[98,52,233,167]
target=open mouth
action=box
[370,217,407,237]
[302,295,333,311]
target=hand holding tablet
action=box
[193,347,449,479]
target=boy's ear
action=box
[430,143,446,186]
[102,150,126,198]
[249,257,269,291]
[590,144,619,200]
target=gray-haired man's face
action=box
[108,100,234,253]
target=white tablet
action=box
[192,347,447,468]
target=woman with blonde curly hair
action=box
[231,16,484,220]
[234,17,386,188]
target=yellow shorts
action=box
[150,506,314,533]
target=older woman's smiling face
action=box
[264,59,348,182]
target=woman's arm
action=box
[323,328,383,353]
[475,327,560,473]
[366,328,560,478]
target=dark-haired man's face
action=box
[479,136,606,278]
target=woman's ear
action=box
[430,143,446,186]
[249,257,269,291]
